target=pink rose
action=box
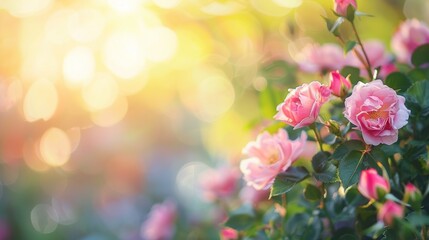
[358,168,390,200]
[220,227,238,240]
[274,81,331,129]
[334,0,357,16]
[345,40,394,78]
[392,19,429,64]
[141,200,176,240]
[240,129,306,190]
[344,80,410,145]
[200,167,239,202]
[378,200,404,225]
[329,70,352,97]
[404,183,422,208]
[295,43,346,73]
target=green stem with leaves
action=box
[351,22,373,79]
[321,184,335,235]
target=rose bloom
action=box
[344,80,410,145]
[200,167,239,202]
[275,81,331,129]
[345,40,395,78]
[240,129,306,190]
[378,200,404,225]
[392,19,429,64]
[329,70,352,97]
[334,0,357,16]
[141,200,176,240]
[295,43,346,73]
[358,168,390,200]
[220,227,239,240]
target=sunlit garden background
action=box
[0,0,428,239]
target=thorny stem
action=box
[351,22,373,79]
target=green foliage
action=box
[304,184,322,201]
[344,41,357,54]
[340,66,364,85]
[385,72,412,93]
[224,205,255,231]
[339,150,365,189]
[312,151,338,183]
[411,43,429,67]
[270,167,309,198]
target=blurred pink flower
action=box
[275,81,331,129]
[200,167,240,201]
[239,186,270,206]
[220,227,238,240]
[141,200,176,240]
[334,0,357,16]
[358,168,390,200]
[404,183,422,203]
[345,40,394,78]
[296,44,346,73]
[378,200,404,225]
[344,80,410,145]
[329,70,352,97]
[240,129,306,190]
[392,19,429,64]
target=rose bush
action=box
[220,1,429,239]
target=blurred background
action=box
[0,0,427,239]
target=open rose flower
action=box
[329,70,352,97]
[274,81,331,129]
[240,129,306,190]
[378,200,404,225]
[141,200,176,240]
[358,168,390,200]
[344,80,410,145]
[392,19,429,64]
[295,43,346,73]
[334,0,357,16]
[200,167,239,202]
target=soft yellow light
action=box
[151,0,181,9]
[45,9,73,45]
[142,26,178,62]
[108,0,144,13]
[90,97,128,127]
[103,32,146,79]
[63,46,95,87]
[39,128,72,167]
[82,73,119,111]
[23,140,50,172]
[67,8,105,43]
[273,0,302,8]
[23,80,58,122]
[2,0,52,17]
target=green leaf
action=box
[407,212,429,227]
[411,43,429,67]
[304,184,322,201]
[407,68,427,83]
[269,166,309,198]
[329,17,345,35]
[385,72,412,93]
[340,66,363,85]
[344,41,357,53]
[225,214,255,231]
[406,80,429,113]
[225,204,255,231]
[355,11,374,17]
[345,4,355,22]
[332,140,365,161]
[345,186,367,206]
[312,151,338,183]
[339,150,365,189]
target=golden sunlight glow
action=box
[151,0,181,9]
[103,31,146,79]
[23,140,50,172]
[273,0,302,8]
[63,46,95,87]
[90,97,128,127]
[67,8,105,43]
[39,128,72,167]
[82,73,119,111]
[23,80,58,122]
[142,26,178,62]
[108,0,145,13]
[1,0,52,18]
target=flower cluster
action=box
[219,1,429,239]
